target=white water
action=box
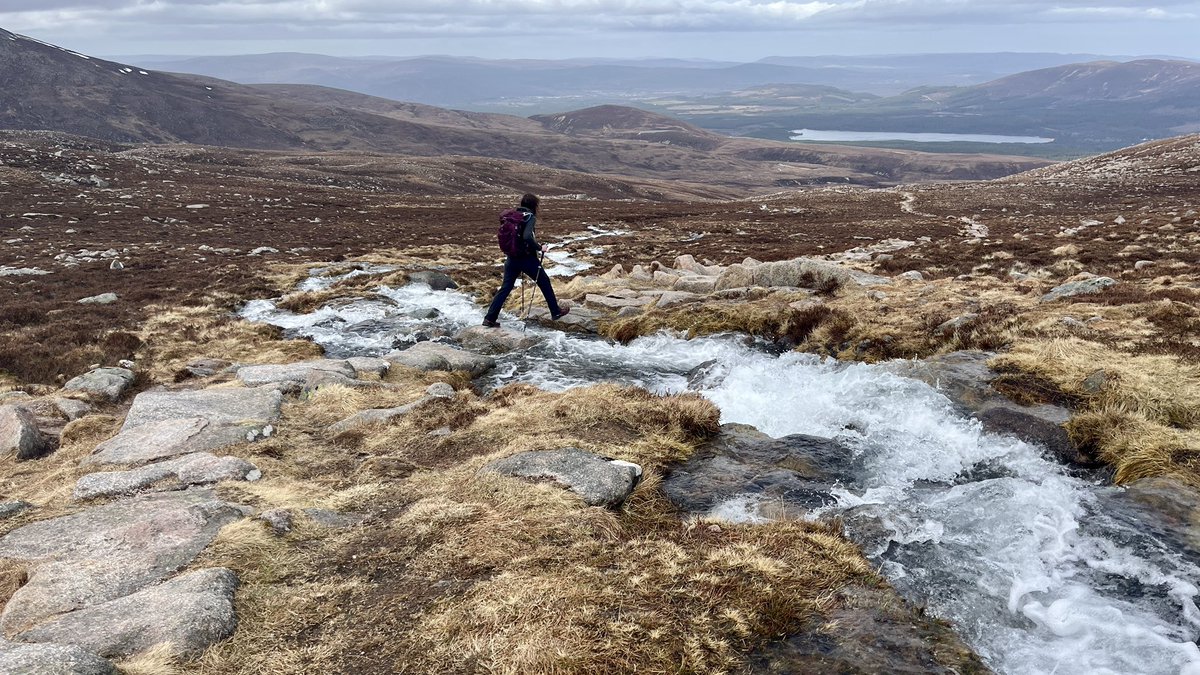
[241,275,1200,675]
[790,129,1056,144]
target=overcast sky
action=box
[3,0,1199,61]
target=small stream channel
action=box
[241,267,1200,675]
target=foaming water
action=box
[240,280,1200,674]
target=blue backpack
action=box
[498,208,526,256]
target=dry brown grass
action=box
[174,367,974,675]
[137,304,322,382]
[992,338,1200,485]
[0,413,121,513]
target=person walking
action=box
[482,193,570,327]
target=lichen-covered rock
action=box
[481,448,643,508]
[17,568,240,659]
[1040,276,1117,302]
[62,368,134,402]
[0,405,52,460]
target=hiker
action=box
[482,193,570,327]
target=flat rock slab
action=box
[84,416,210,467]
[656,291,702,309]
[0,641,114,675]
[62,368,134,402]
[74,453,261,501]
[236,359,355,387]
[455,325,542,355]
[385,342,495,376]
[97,388,284,462]
[0,490,245,634]
[0,405,52,460]
[525,306,600,334]
[481,447,643,508]
[17,567,239,659]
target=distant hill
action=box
[128,51,1140,110]
[0,28,1050,191]
[661,59,1200,154]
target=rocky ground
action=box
[2,131,1200,673]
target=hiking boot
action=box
[551,306,571,321]
[482,318,501,328]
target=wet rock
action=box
[664,424,860,515]
[385,342,495,376]
[0,642,115,675]
[406,307,441,320]
[77,293,118,305]
[525,306,600,333]
[73,452,261,500]
[62,367,134,402]
[346,356,389,378]
[18,568,239,659]
[54,398,92,421]
[407,270,458,290]
[481,448,643,508]
[977,405,1088,465]
[0,501,32,520]
[1040,276,1117,302]
[236,359,356,388]
[0,490,244,634]
[655,291,701,309]
[686,359,730,391]
[896,352,1086,465]
[0,405,52,460]
[456,325,542,355]
[748,584,985,675]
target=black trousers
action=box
[484,255,561,322]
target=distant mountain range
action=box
[0,28,1047,194]
[653,59,1200,154]
[126,51,1130,110]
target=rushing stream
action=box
[241,269,1200,675]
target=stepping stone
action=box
[385,342,495,376]
[74,453,261,501]
[17,568,239,659]
[481,448,642,508]
[0,490,245,634]
[83,417,209,467]
[455,325,542,354]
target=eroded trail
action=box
[242,267,1200,675]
